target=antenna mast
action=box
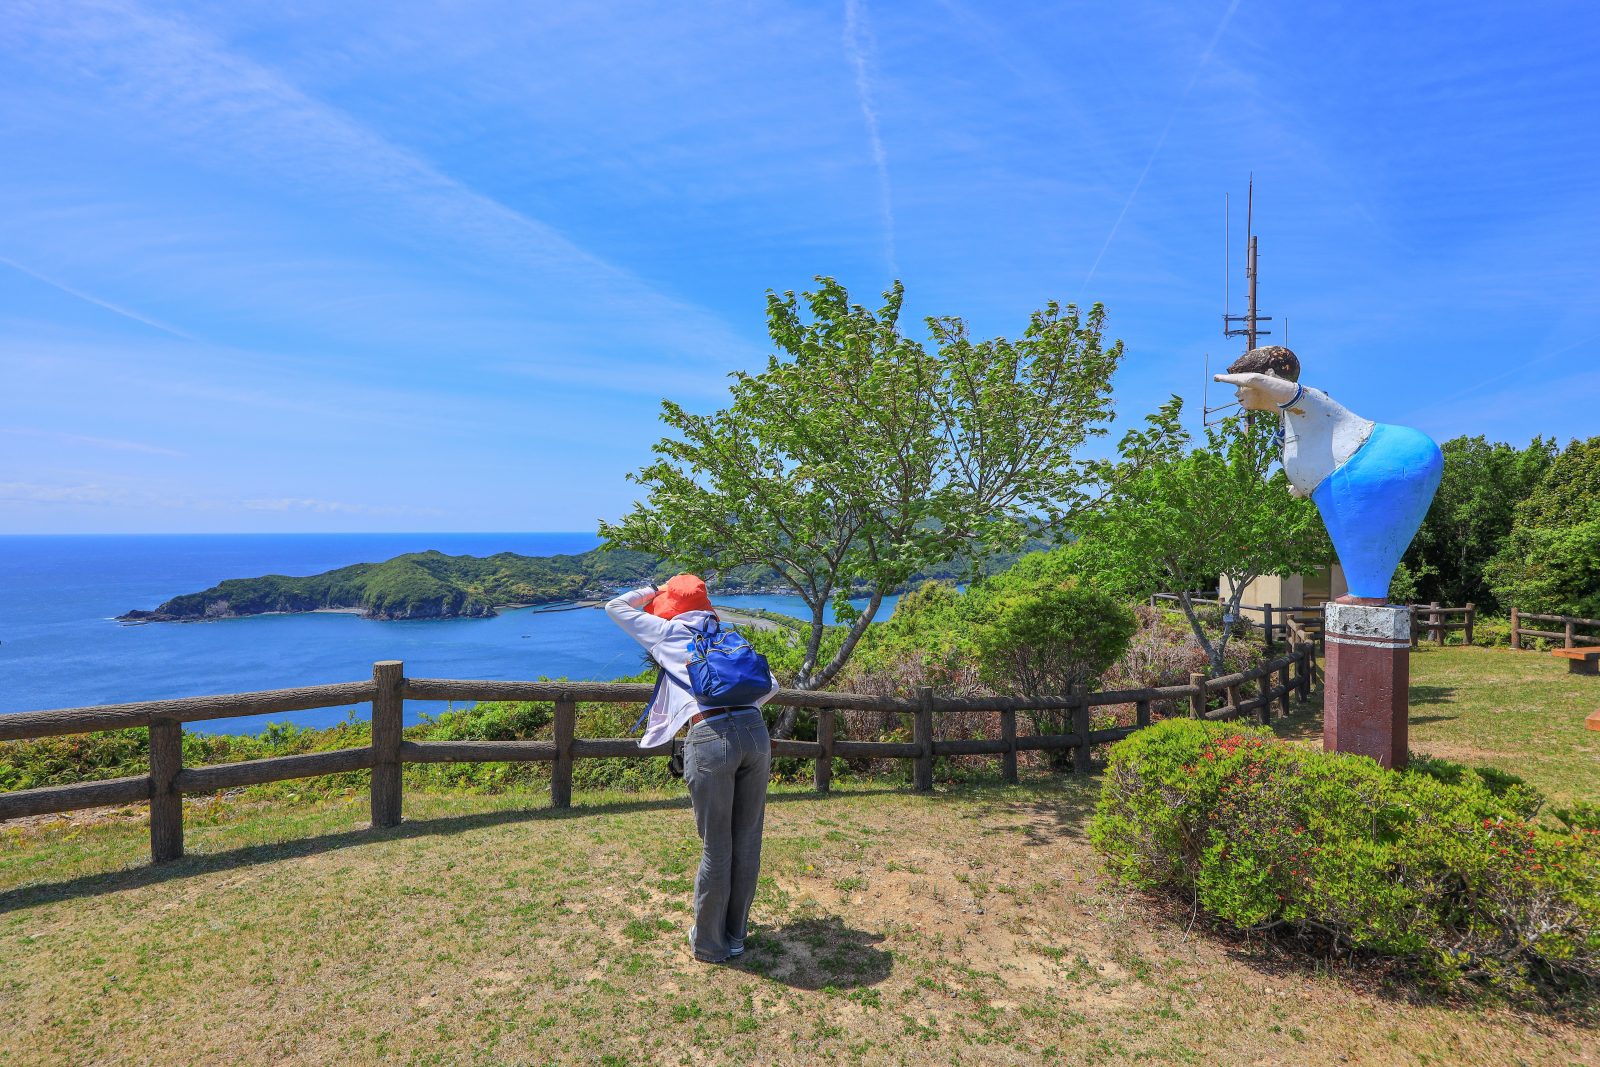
[1222,174,1272,353]
[1206,175,1278,426]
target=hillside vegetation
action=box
[118,538,1047,623]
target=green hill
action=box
[118,547,665,622]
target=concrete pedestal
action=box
[1324,603,1411,769]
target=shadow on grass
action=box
[731,916,893,989]
[938,773,1102,846]
[1269,688,1326,743]
[0,786,906,914]
[1411,685,1457,705]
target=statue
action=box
[1215,348,1443,604]
[1215,346,1444,768]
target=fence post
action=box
[370,660,405,829]
[1276,660,1292,718]
[1297,644,1312,700]
[1465,603,1475,645]
[551,696,575,808]
[1227,681,1243,720]
[1000,708,1018,784]
[1432,602,1443,646]
[1135,699,1151,729]
[1189,672,1207,719]
[1510,607,1521,651]
[1263,603,1274,652]
[1071,685,1091,774]
[149,719,183,863]
[814,708,834,794]
[1566,620,1576,650]
[913,687,934,792]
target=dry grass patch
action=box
[2,773,1594,1066]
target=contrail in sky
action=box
[844,0,898,278]
[1077,0,1244,301]
[0,254,195,340]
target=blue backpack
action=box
[630,618,772,734]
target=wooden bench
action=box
[1551,647,1600,675]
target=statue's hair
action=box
[1226,345,1299,382]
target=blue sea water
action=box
[0,534,895,735]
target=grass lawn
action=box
[0,645,1595,1066]
[1275,643,1600,807]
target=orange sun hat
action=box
[645,574,715,620]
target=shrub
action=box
[963,574,1135,771]
[967,575,1135,718]
[1090,719,1600,1001]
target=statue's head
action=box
[1215,346,1302,412]
[1225,345,1299,382]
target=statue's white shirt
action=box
[1279,386,1375,498]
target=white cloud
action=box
[242,497,445,517]
[5,0,750,365]
[0,255,195,340]
[0,481,129,505]
[0,427,186,457]
[0,481,440,518]
[843,0,897,277]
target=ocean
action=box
[0,534,895,735]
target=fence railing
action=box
[0,645,1315,866]
[1511,609,1600,651]
[1408,602,1477,647]
[1149,595,1476,650]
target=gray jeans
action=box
[682,707,770,962]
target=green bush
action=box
[1090,719,1600,1001]
[966,575,1135,765]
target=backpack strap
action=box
[628,669,671,735]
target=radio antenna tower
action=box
[1204,174,1276,426]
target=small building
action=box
[1219,563,1347,637]
[1221,563,1347,612]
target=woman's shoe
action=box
[686,928,728,964]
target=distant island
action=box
[118,541,1046,623]
[118,547,677,622]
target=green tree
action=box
[1399,435,1556,610]
[1487,436,1600,618]
[600,277,1147,735]
[966,573,1136,767]
[1073,409,1331,673]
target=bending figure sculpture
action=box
[1215,348,1443,604]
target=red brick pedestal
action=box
[1324,603,1412,769]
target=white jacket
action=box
[605,586,779,749]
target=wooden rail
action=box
[1511,608,1600,651]
[1149,595,1476,650]
[1408,602,1476,647]
[0,645,1315,865]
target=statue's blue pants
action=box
[1312,422,1443,600]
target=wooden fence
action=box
[0,645,1315,866]
[1511,609,1600,651]
[1149,595,1475,650]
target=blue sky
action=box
[3,0,1597,534]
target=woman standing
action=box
[606,574,777,964]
